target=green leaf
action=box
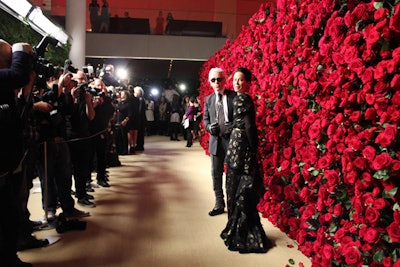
[288,258,295,265]
[383,187,398,199]
[373,170,390,181]
[394,203,400,211]
[311,169,320,176]
[374,1,384,10]
[329,224,338,233]
[373,250,384,263]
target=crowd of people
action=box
[0,36,203,266]
[0,34,274,266]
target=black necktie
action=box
[217,93,226,135]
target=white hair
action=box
[133,86,144,96]
[208,67,225,81]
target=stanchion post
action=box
[43,141,48,223]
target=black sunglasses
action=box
[210,77,224,83]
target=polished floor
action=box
[20,135,311,267]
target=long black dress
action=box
[220,93,272,253]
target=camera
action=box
[64,59,78,74]
[76,81,102,97]
[33,36,59,89]
[40,84,63,126]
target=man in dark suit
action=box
[203,68,236,216]
[0,39,34,267]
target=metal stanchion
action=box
[43,141,48,223]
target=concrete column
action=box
[65,0,86,70]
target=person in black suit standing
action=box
[203,67,236,216]
[0,39,33,267]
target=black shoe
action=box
[83,193,94,200]
[129,146,135,154]
[208,208,224,216]
[11,256,32,267]
[97,180,110,187]
[17,236,49,251]
[86,186,95,192]
[78,198,96,208]
[46,209,57,221]
[63,207,90,218]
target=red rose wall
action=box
[198,0,400,266]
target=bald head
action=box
[0,39,12,69]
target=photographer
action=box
[89,78,115,188]
[33,69,90,222]
[0,39,33,267]
[67,70,96,208]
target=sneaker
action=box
[63,207,90,218]
[78,198,96,208]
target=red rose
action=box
[374,7,389,21]
[343,244,362,266]
[375,132,394,148]
[362,227,380,244]
[373,198,387,209]
[389,3,400,33]
[283,147,292,159]
[362,146,376,162]
[349,111,361,122]
[391,74,400,90]
[348,58,365,76]
[347,136,362,151]
[372,152,393,170]
[324,169,339,186]
[318,154,334,169]
[360,67,374,84]
[364,108,377,120]
[387,221,400,242]
[344,170,358,185]
[353,156,366,170]
[374,80,389,95]
[382,257,393,267]
[364,24,381,48]
[321,244,334,261]
[391,90,400,105]
[365,207,380,226]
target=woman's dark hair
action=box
[235,67,252,82]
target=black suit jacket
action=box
[203,89,236,155]
[0,50,32,172]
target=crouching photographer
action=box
[0,39,34,267]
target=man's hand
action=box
[12,43,33,55]
[208,122,220,135]
[33,101,53,113]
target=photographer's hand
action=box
[85,92,95,120]
[33,101,53,113]
[12,42,33,55]
[59,73,73,93]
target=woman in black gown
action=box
[220,67,272,253]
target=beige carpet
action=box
[20,135,311,267]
